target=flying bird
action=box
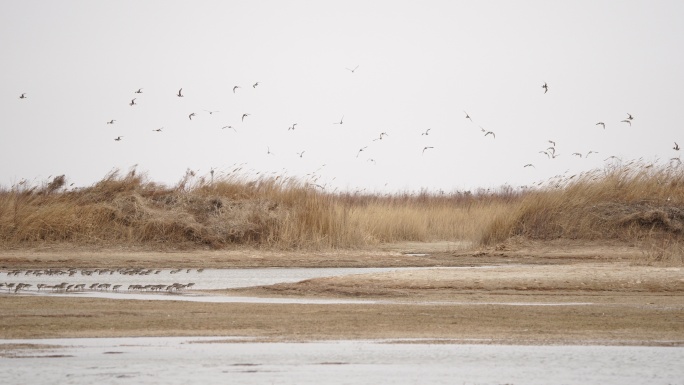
[177,88,183,97]
[153,127,163,132]
[221,125,236,131]
[129,98,137,106]
[524,164,535,168]
[288,123,297,131]
[548,140,556,147]
[189,113,196,120]
[464,111,472,122]
[421,128,431,136]
[297,151,305,158]
[346,65,359,73]
[135,88,143,94]
[19,93,27,99]
[356,146,368,158]
[542,82,549,94]
[334,116,344,125]
[253,82,259,88]
[106,119,116,124]
[233,85,240,93]
[586,150,598,157]
[484,131,495,138]
[572,152,583,158]
[114,136,123,141]
[604,155,621,162]
[596,122,605,129]
[626,113,634,120]
[373,132,389,141]
[242,113,250,122]
[621,119,631,126]
[422,146,434,155]
[674,142,680,151]
[267,147,274,155]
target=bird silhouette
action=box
[106,119,116,124]
[674,142,680,151]
[288,123,297,131]
[621,119,631,126]
[373,132,389,141]
[129,98,137,106]
[297,151,305,158]
[422,146,434,155]
[542,82,549,94]
[242,113,250,122]
[548,140,556,147]
[253,82,259,88]
[572,152,583,158]
[19,93,27,99]
[346,65,359,73]
[524,164,535,168]
[334,116,344,124]
[485,131,495,138]
[267,147,274,155]
[596,122,605,129]
[464,111,472,122]
[221,125,236,131]
[626,113,634,120]
[189,113,196,120]
[586,150,598,157]
[356,146,368,158]
[233,86,240,93]
[177,88,183,97]
[421,128,431,136]
[135,88,143,94]
[114,136,123,141]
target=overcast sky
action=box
[2,1,683,193]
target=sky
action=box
[2,1,683,193]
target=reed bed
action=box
[1,162,683,265]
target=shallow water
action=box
[1,336,683,385]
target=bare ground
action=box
[1,239,683,345]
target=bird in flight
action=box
[288,123,297,131]
[233,86,240,93]
[356,146,368,158]
[267,147,274,155]
[604,155,621,161]
[334,116,344,125]
[221,125,235,132]
[106,119,116,124]
[19,93,27,99]
[422,146,434,155]
[346,65,359,73]
[135,88,143,94]
[548,140,556,147]
[129,98,137,106]
[524,164,535,168]
[153,127,163,132]
[114,136,123,141]
[484,131,495,138]
[464,111,472,122]
[189,113,196,120]
[177,88,183,97]
[297,151,305,158]
[203,110,220,115]
[621,119,631,126]
[373,132,389,141]
[596,122,605,129]
[242,113,250,122]
[421,128,431,136]
[572,152,583,158]
[626,113,634,120]
[674,142,680,151]
[586,150,598,157]
[542,82,549,94]
[253,82,259,88]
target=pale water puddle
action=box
[1,336,683,385]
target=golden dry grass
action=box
[1,162,683,264]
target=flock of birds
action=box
[2,267,202,294]
[14,69,682,191]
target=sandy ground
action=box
[1,240,683,345]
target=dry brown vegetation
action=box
[1,163,683,264]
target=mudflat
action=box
[1,240,683,345]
